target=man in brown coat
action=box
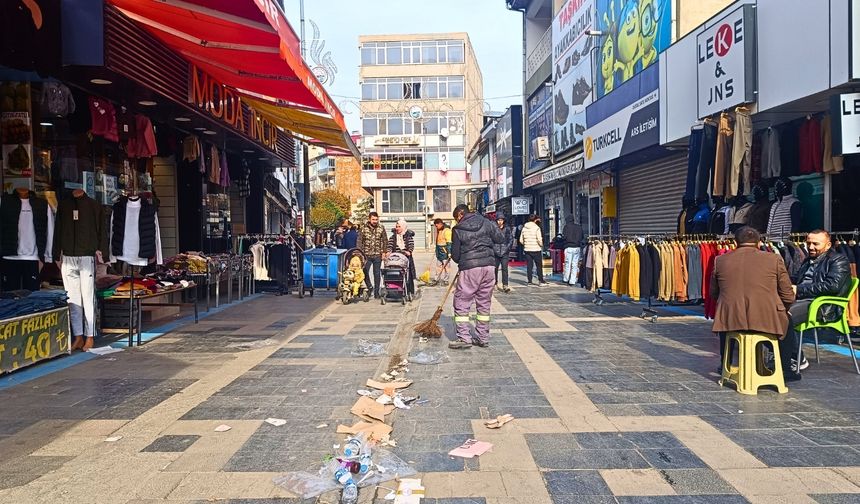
[711,226,798,380]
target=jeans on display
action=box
[525,251,544,283]
[452,265,495,344]
[364,256,382,296]
[696,123,718,200]
[495,256,509,286]
[563,247,582,285]
[731,108,753,196]
[685,128,703,199]
[61,256,96,337]
[1,259,40,292]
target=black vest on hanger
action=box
[112,197,157,259]
[1,191,49,259]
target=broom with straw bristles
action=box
[413,271,459,338]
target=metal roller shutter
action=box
[618,154,688,234]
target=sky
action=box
[280,0,525,133]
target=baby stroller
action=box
[337,249,371,305]
[380,252,412,305]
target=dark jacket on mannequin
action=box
[1,191,49,259]
[111,196,157,259]
[53,193,108,258]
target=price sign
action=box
[0,307,71,375]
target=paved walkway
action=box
[1,253,860,503]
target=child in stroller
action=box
[380,252,412,305]
[338,250,369,304]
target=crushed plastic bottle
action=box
[333,466,352,485]
[343,437,362,458]
[341,480,358,504]
[359,450,372,473]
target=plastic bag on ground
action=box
[272,448,416,499]
[408,349,449,365]
[351,339,386,357]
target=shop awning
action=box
[108,0,353,152]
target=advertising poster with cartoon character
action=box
[594,0,672,99]
[551,0,594,156]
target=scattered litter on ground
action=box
[738,410,744,414]
[393,397,411,410]
[376,394,393,405]
[393,478,425,504]
[104,435,123,442]
[366,379,412,390]
[448,439,493,458]
[315,423,328,429]
[408,349,449,365]
[214,424,232,432]
[301,389,307,393]
[89,346,123,356]
[336,421,393,441]
[351,396,387,422]
[272,448,416,499]
[484,414,514,429]
[351,339,386,357]
[357,389,381,398]
[413,399,429,405]
[265,418,287,427]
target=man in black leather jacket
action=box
[449,204,505,349]
[785,230,851,377]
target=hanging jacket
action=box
[53,193,108,258]
[111,197,157,259]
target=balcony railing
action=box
[526,26,551,81]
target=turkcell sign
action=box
[584,90,659,169]
[696,4,756,118]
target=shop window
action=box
[433,188,451,213]
[455,189,467,206]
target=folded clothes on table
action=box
[0,290,68,319]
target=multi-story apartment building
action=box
[359,33,484,248]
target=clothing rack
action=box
[234,234,301,296]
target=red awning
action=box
[108,0,346,132]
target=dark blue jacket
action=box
[452,213,504,271]
[342,229,358,250]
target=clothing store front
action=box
[617,151,688,234]
[572,171,614,237]
[660,1,858,239]
[523,155,584,239]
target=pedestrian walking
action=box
[520,214,547,286]
[561,214,584,286]
[449,204,505,349]
[342,225,358,250]
[388,218,416,296]
[711,226,796,378]
[494,212,514,293]
[356,212,388,298]
[433,218,452,284]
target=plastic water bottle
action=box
[333,466,352,485]
[343,437,362,458]
[341,480,358,504]
[358,451,372,473]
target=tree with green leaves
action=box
[309,189,351,230]
[351,196,374,224]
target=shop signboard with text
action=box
[512,196,530,215]
[523,156,585,189]
[696,4,756,118]
[594,0,672,99]
[551,0,595,156]
[584,90,659,169]
[831,92,860,155]
[0,307,70,375]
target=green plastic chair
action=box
[795,277,860,374]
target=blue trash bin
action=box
[300,247,347,297]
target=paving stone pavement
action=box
[0,253,859,503]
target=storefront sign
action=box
[584,90,659,168]
[832,92,860,155]
[189,65,279,153]
[377,171,413,179]
[523,156,585,188]
[0,307,70,374]
[373,136,420,146]
[512,197,530,215]
[696,4,756,118]
[551,0,594,156]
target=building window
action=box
[362,153,423,170]
[455,189,467,206]
[449,79,464,98]
[448,42,464,63]
[361,40,465,66]
[433,188,451,213]
[360,77,464,101]
[386,44,401,65]
[361,46,375,65]
[362,118,377,136]
[382,189,425,213]
[403,82,421,99]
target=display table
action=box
[100,283,198,347]
[0,306,72,375]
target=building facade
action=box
[309,136,371,215]
[358,33,485,248]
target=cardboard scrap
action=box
[351,396,386,422]
[448,439,493,458]
[367,379,412,390]
[484,414,514,429]
[264,418,287,427]
[336,421,393,439]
